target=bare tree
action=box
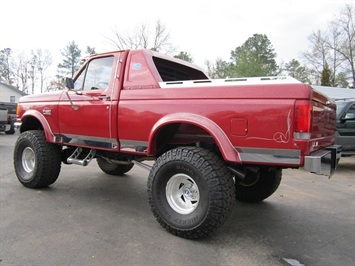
[109,23,148,50]
[302,4,354,87]
[33,49,53,93]
[107,20,176,54]
[302,30,329,84]
[0,48,14,85]
[152,20,172,52]
[45,80,64,92]
[13,52,30,93]
[28,53,37,94]
[1,48,53,93]
[325,4,355,87]
[326,21,346,85]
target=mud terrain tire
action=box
[235,167,282,203]
[148,147,235,239]
[97,157,134,175]
[13,130,62,188]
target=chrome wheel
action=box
[166,173,200,215]
[21,147,35,179]
[14,130,62,188]
[148,147,235,239]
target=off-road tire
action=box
[13,130,62,188]
[148,147,235,239]
[97,157,134,175]
[235,167,282,203]
[5,122,15,134]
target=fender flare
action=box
[148,112,240,163]
[21,110,55,142]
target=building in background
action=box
[0,82,27,103]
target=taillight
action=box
[294,100,312,139]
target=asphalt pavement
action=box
[1,133,354,266]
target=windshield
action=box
[335,101,354,119]
[336,101,348,113]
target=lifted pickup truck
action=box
[14,49,341,239]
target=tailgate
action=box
[310,88,336,146]
[0,108,8,122]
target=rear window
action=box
[153,57,208,82]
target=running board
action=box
[67,147,96,166]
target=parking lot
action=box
[1,133,354,266]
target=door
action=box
[58,55,118,149]
[336,101,355,153]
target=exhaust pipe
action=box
[228,166,246,182]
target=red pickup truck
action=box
[14,49,341,239]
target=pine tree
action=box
[230,34,279,77]
[57,41,81,78]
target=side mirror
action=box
[343,112,355,121]
[65,77,74,89]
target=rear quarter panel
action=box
[117,84,317,163]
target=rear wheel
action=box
[148,147,235,239]
[5,122,15,134]
[97,157,134,175]
[13,130,62,188]
[235,167,282,203]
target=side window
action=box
[344,104,355,119]
[347,104,355,114]
[74,56,114,91]
[74,67,86,90]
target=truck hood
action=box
[19,91,64,103]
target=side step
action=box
[67,147,96,166]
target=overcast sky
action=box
[0,0,353,75]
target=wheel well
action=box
[152,123,220,157]
[20,116,43,133]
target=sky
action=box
[0,0,354,79]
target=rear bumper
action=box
[304,145,342,177]
[14,121,22,129]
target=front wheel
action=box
[13,130,62,188]
[148,147,235,239]
[235,167,282,203]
